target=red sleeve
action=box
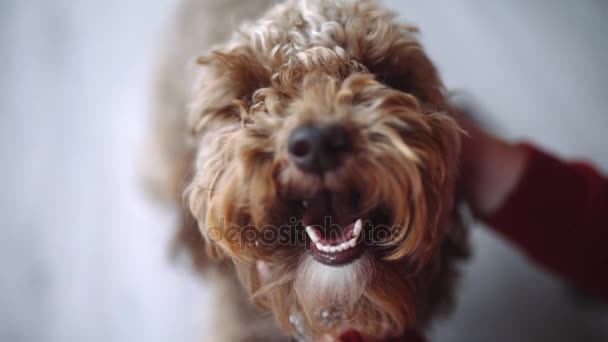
[340,329,426,342]
[483,143,608,300]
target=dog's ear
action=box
[198,49,272,102]
[344,18,445,110]
[371,44,445,110]
[188,47,272,136]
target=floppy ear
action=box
[189,47,272,133]
[178,47,274,270]
[344,17,445,109]
[199,49,272,100]
[371,44,446,110]
[348,21,456,264]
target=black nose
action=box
[288,123,351,173]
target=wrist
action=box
[474,139,529,217]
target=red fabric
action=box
[339,330,426,342]
[484,143,608,300]
[339,330,365,342]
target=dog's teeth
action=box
[315,241,332,253]
[353,218,362,237]
[310,226,362,253]
[301,200,309,209]
[306,226,319,243]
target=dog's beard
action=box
[295,254,372,311]
[252,252,414,338]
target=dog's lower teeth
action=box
[313,236,359,253]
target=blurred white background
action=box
[1,1,607,341]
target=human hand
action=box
[450,103,529,218]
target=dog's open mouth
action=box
[298,190,365,266]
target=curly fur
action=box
[148,0,469,340]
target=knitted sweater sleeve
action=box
[484,144,608,300]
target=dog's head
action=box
[185,0,461,338]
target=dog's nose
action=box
[288,123,351,173]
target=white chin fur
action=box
[294,254,372,309]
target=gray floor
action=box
[1,1,607,341]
